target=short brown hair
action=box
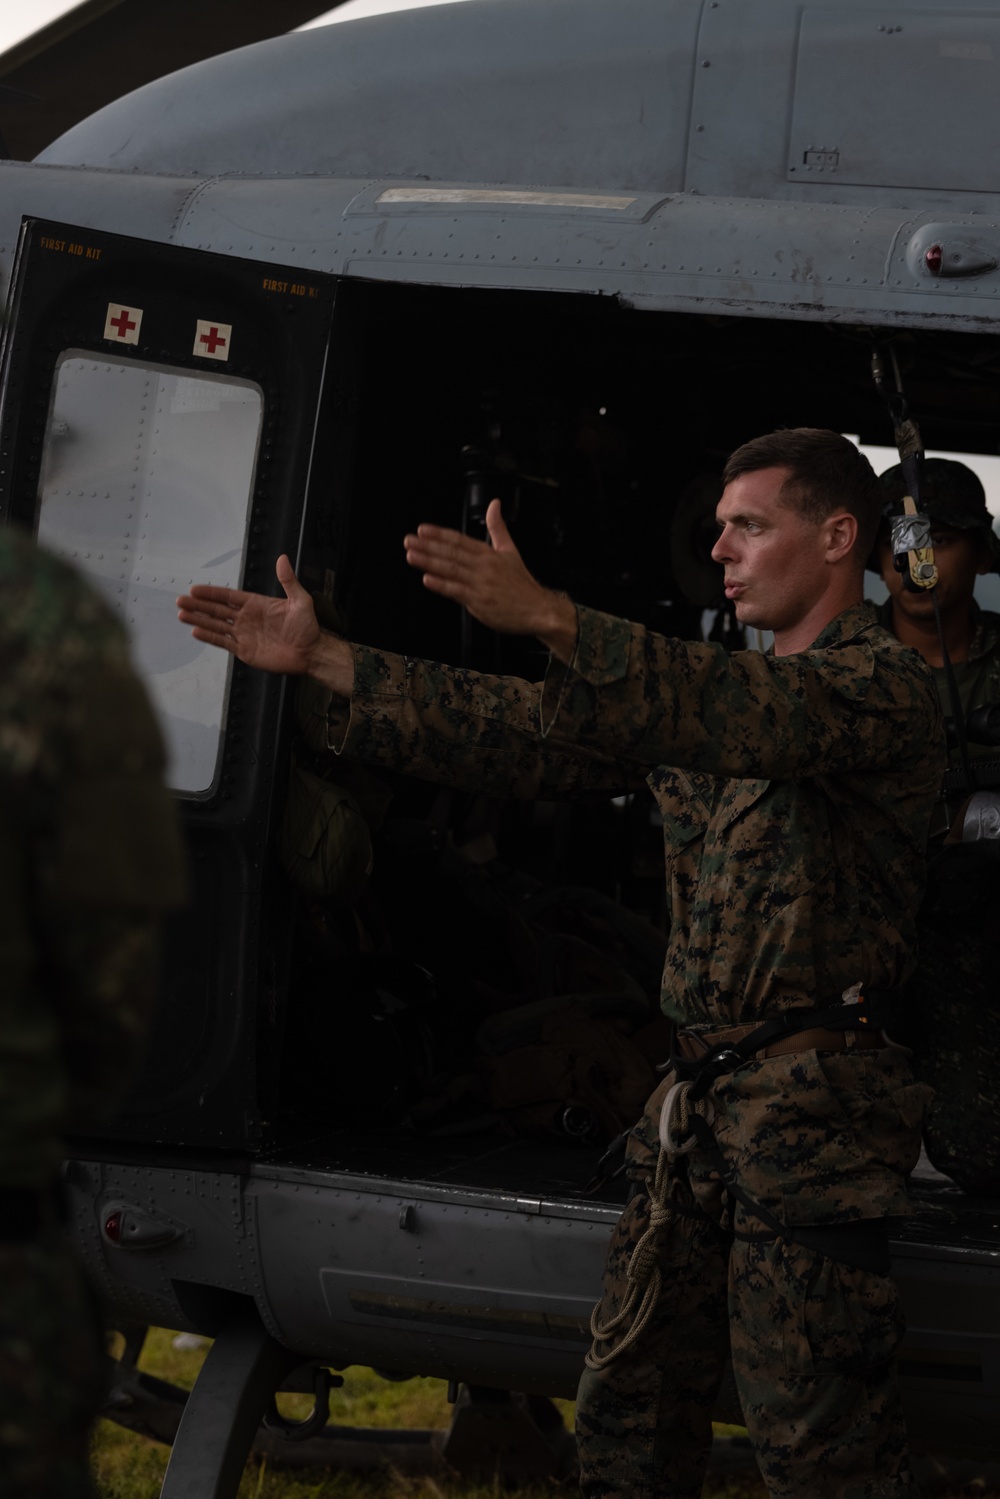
[722,428,883,562]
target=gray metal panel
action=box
[172,176,1000,331]
[252,1160,624,1224]
[64,1162,260,1332]
[7,165,1000,336]
[683,0,801,201]
[682,0,1000,212]
[23,0,1000,220]
[64,1158,1000,1447]
[790,8,1000,193]
[0,164,201,278]
[36,0,701,192]
[251,1175,609,1394]
[893,1253,1000,1456]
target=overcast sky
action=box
[0,0,475,56]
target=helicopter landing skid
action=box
[159,1304,301,1499]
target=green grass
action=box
[92,1329,587,1499]
[92,1329,1000,1499]
[91,1330,768,1498]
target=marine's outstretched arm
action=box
[179,500,577,688]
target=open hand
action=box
[404,500,573,649]
[177,555,320,675]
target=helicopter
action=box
[2,1,1000,1493]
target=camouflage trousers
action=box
[0,1227,106,1499]
[576,1179,913,1499]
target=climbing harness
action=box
[585,992,900,1370]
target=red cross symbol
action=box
[110,308,136,338]
[193,319,233,360]
[104,302,142,344]
[199,325,226,354]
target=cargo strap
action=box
[585,1001,898,1370]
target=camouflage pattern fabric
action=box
[576,1179,910,1499]
[877,599,1000,751]
[0,529,184,1183]
[0,529,184,1495]
[575,1072,914,1498]
[0,1231,106,1499]
[538,602,942,1035]
[299,598,942,1495]
[576,1179,731,1499]
[307,603,940,1019]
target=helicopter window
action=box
[36,354,263,795]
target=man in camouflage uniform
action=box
[873,458,1000,779]
[873,458,1000,1195]
[1,528,184,1497]
[178,428,943,1499]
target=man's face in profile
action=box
[711,465,833,637]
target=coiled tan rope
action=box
[585,1147,674,1370]
[585,1096,689,1371]
[585,1078,719,1371]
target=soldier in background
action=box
[0,528,184,1496]
[873,459,1000,1195]
[874,458,1000,784]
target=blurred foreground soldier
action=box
[873,459,1000,1195]
[178,429,943,1499]
[0,529,184,1497]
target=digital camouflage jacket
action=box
[877,597,1000,768]
[300,600,945,1223]
[0,530,185,1188]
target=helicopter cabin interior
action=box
[269,277,1000,1204]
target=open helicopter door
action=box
[0,218,338,1150]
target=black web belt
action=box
[670,993,900,1104]
[666,998,903,1274]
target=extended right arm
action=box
[295,640,648,801]
[178,553,647,799]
